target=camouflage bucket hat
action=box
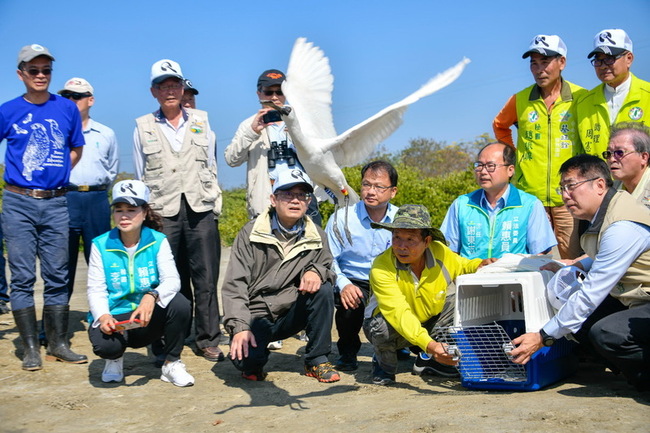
[371,204,446,243]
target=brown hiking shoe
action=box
[305,362,341,383]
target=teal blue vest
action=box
[456,187,536,259]
[88,226,165,322]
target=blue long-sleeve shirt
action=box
[325,201,397,292]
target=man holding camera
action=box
[225,69,321,225]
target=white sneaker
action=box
[102,357,124,383]
[161,360,195,387]
[267,340,283,350]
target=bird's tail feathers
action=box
[402,57,471,105]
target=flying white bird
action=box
[273,37,470,243]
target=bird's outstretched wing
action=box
[324,57,471,167]
[283,37,337,139]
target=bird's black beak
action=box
[260,100,280,110]
[260,100,292,116]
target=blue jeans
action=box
[2,191,70,310]
[67,190,111,298]
[0,213,8,303]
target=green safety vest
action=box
[577,73,650,158]
[514,80,587,206]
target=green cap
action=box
[371,204,446,243]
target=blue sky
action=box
[1,0,648,189]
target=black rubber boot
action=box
[12,306,43,371]
[43,304,87,364]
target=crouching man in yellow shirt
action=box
[363,204,493,385]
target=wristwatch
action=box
[539,328,555,347]
[145,289,160,302]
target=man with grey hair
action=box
[133,59,224,362]
[604,122,650,207]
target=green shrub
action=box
[219,187,250,246]
[220,163,477,246]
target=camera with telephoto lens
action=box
[262,110,283,123]
[267,140,297,168]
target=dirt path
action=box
[0,250,648,433]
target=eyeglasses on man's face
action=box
[556,177,600,195]
[154,83,183,91]
[473,162,509,173]
[275,191,312,202]
[590,53,625,67]
[361,182,393,192]
[602,149,638,161]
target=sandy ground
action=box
[0,249,648,433]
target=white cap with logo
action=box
[111,180,150,206]
[272,169,314,193]
[150,59,184,84]
[58,77,94,95]
[588,29,633,58]
[522,35,567,59]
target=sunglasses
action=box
[602,149,637,160]
[262,90,283,96]
[22,67,52,76]
[61,92,92,100]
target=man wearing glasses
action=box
[605,123,650,209]
[0,44,87,370]
[493,34,586,260]
[325,160,398,372]
[577,29,650,158]
[441,142,556,260]
[222,169,340,383]
[511,154,650,392]
[225,69,322,225]
[133,59,224,363]
[58,78,118,300]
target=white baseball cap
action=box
[111,180,150,206]
[272,169,314,193]
[150,59,183,84]
[588,29,633,58]
[546,266,585,311]
[522,35,567,59]
[58,77,93,95]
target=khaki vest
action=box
[135,109,220,217]
[581,190,650,306]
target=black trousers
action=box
[589,300,650,391]
[163,196,221,348]
[334,278,370,358]
[231,282,334,373]
[88,293,191,362]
